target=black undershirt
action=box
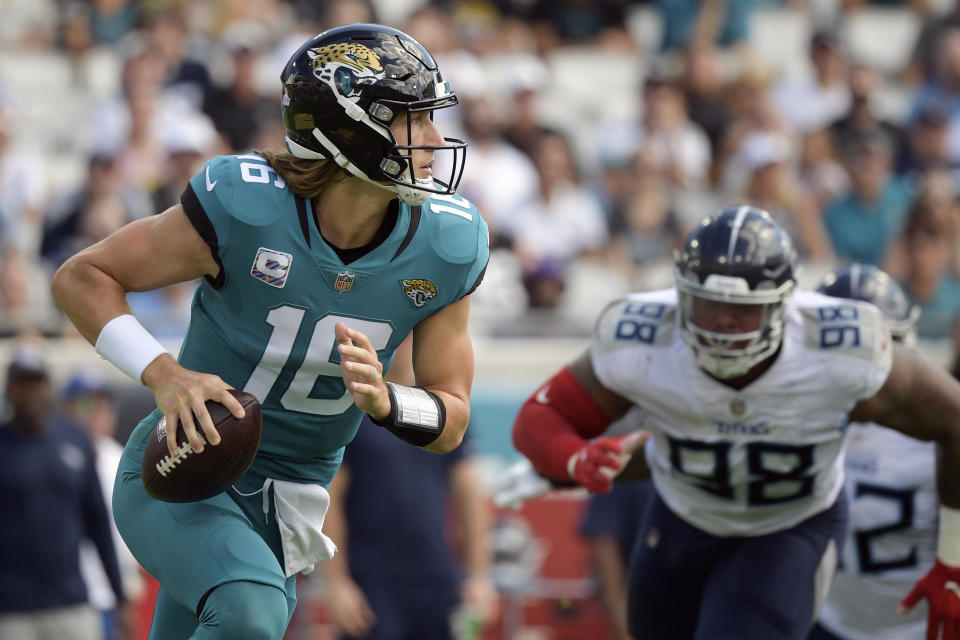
[317,199,399,265]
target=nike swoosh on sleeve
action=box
[535,385,550,404]
[205,166,217,191]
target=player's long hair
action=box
[254,148,344,199]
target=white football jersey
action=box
[817,422,936,640]
[591,288,893,536]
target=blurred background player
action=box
[578,481,652,640]
[576,406,653,640]
[0,341,128,640]
[61,368,142,640]
[322,423,496,640]
[513,206,960,640]
[321,336,498,640]
[809,263,933,640]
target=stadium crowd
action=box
[0,0,958,366]
[4,0,960,638]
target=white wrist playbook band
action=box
[372,382,446,447]
[95,314,169,384]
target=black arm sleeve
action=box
[181,183,226,289]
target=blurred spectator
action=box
[0,99,47,255]
[507,131,610,307]
[153,110,219,210]
[203,29,281,154]
[598,67,714,228]
[896,99,954,183]
[656,0,753,52]
[526,0,634,53]
[823,128,912,266]
[500,58,553,159]
[681,40,735,168]
[117,84,172,192]
[908,27,960,126]
[0,247,61,337]
[0,0,56,49]
[896,186,960,345]
[829,62,903,159]
[906,1,960,85]
[738,131,833,262]
[717,63,790,198]
[141,2,213,111]
[88,47,182,192]
[88,45,162,152]
[89,0,138,45]
[774,29,850,136]
[0,343,128,640]
[62,369,141,640]
[638,72,712,192]
[798,129,850,211]
[454,97,540,249]
[522,257,568,310]
[580,480,653,640]
[405,6,491,151]
[58,2,122,102]
[42,153,152,269]
[608,160,685,270]
[321,337,498,640]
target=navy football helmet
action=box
[675,206,797,378]
[280,23,466,205]
[817,263,919,345]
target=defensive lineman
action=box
[513,206,960,639]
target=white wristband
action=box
[939,505,960,566]
[94,314,169,385]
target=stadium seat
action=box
[841,8,920,76]
[748,8,812,81]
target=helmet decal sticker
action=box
[307,44,385,98]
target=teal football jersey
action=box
[178,154,489,486]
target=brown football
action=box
[141,390,262,503]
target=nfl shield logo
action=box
[335,271,355,292]
[730,399,746,416]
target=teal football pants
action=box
[114,410,296,639]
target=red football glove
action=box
[899,558,960,640]
[566,431,646,494]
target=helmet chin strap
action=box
[286,135,434,205]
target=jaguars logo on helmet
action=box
[309,43,383,75]
[401,279,438,308]
[307,43,384,98]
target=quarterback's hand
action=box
[335,322,391,419]
[899,558,960,639]
[141,354,245,457]
[566,431,647,494]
